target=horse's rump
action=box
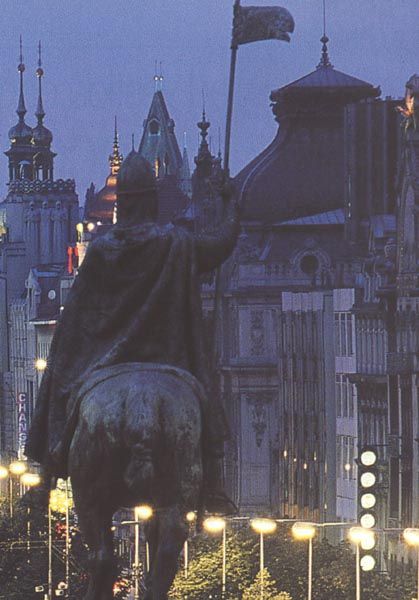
[69,363,203,510]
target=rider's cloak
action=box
[25,214,239,471]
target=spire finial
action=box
[202,89,206,121]
[183,131,187,150]
[197,105,210,149]
[159,61,164,90]
[109,115,123,175]
[317,0,332,68]
[154,60,164,91]
[218,126,222,159]
[36,40,45,123]
[131,133,135,151]
[17,35,27,120]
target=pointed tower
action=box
[179,133,192,197]
[188,109,224,231]
[138,75,183,179]
[32,42,56,180]
[84,117,123,223]
[5,37,35,181]
[138,75,189,224]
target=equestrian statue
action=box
[25,152,240,599]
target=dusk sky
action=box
[0,1,417,203]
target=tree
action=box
[242,568,292,600]
[170,527,254,599]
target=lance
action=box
[224,0,241,174]
[212,0,241,369]
[212,1,294,366]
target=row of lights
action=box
[0,460,41,486]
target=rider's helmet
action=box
[116,152,158,223]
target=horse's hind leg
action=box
[145,506,187,600]
[77,504,116,600]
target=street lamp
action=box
[20,472,41,559]
[292,522,316,600]
[348,527,376,600]
[403,528,419,600]
[49,482,73,599]
[21,472,41,487]
[250,518,277,600]
[0,465,8,496]
[204,517,227,597]
[184,512,196,579]
[8,460,27,518]
[35,358,47,372]
[133,505,153,600]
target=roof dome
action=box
[33,123,53,146]
[235,39,381,224]
[8,121,33,144]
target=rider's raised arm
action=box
[193,197,240,273]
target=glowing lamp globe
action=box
[360,472,376,488]
[35,358,47,372]
[21,473,41,487]
[204,517,226,533]
[9,460,27,476]
[135,505,153,521]
[292,522,316,540]
[360,555,376,571]
[250,518,277,535]
[403,528,419,547]
[360,450,377,467]
[360,534,376,551]
[361,492,376,510]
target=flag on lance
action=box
[232,4,295,47]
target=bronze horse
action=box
[68,363,203,600]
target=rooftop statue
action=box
[26,152,240,599]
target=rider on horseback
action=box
[26,152,240,516]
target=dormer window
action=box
[149,119,160,135]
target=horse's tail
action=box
[123,442,154,498]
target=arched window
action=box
[149,119,160,135]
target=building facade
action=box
[0,46,79,457]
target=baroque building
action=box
[186,36,407,534]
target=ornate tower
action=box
[84,117,123,223]
[138,75,184,180]
[5,37,35,181]
[32,42,55,181]
[138,76,190,223]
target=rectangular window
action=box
[348,383,355,418]
[336,375,342,417]
[334,313,355,357]
[342,379,348,417]
[336,436,342,479]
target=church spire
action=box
[195,106,213,177]
[17,36,27,122]
[109,116,123,175]
[35,41,45,124]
